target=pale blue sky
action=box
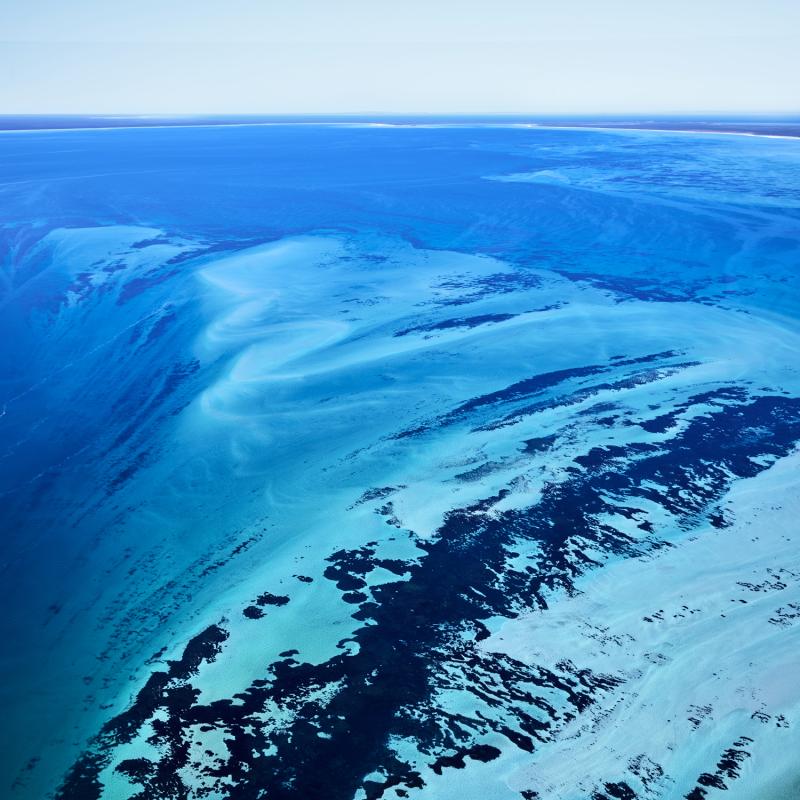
[1,0,798,113]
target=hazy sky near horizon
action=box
[1,0,798,114]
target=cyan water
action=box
[1,123,799,800]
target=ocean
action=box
[1,121,799,799]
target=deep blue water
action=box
[1,123,799,800]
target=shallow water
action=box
[1,124,799,799]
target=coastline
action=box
[0,115,798,139]
[539,123,800,140]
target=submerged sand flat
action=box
[0,123,799,800]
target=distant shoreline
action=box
[543,124,800,140]
[0,115,798,139]
[542,121,800,139]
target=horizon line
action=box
[2,118,799,142]
[2,111,800,118]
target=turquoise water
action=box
[1,124,799,799]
